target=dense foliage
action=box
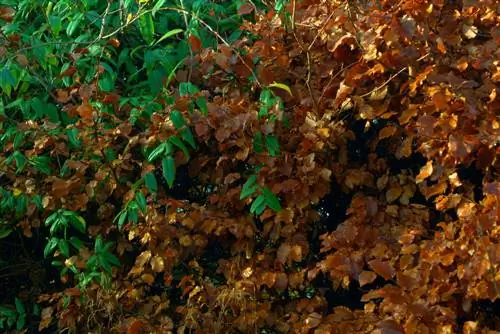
[0,0,498,332]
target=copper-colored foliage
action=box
[16,0,498,332]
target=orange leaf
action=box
[456,57,468,72]
[189,35,202,52]
[416,160,433,183]
[77,103,94,119]
[436,37,446,54]
[378,125,397,140]
[127,319,142,334]
[108,38,120,48]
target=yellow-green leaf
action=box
[268,82,292,96]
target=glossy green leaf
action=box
[135,192,147,213]
[147,143,166,162]
[44,237,58,258]
[145,172,158,193]
[262,187,281,211]
[162,156,175,188]
[170,110,186,129]
[169,136,190,159]
[250,194,266,215]
[240,175,258,200]
[181,128,196,149]
[58,239,70,257]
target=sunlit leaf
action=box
[268,82,292,96]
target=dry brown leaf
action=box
[416,160,433,183]
[358,271,377,287]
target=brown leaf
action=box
[261,271,276,288]
[38,307,54,331]
[238,3,254,15]
[368,259,395,280]
[358,271,377,287]
[0,6,15,22]
[386,184,403,203]
[59,66,77,78]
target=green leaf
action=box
[262,187,281,212]
[145,172,158,193]
[240,175,258,200]
[253,132,264,153]
[195,96,208,115]
[153,28,183,46]
[13,151,27,173]
[0,67,15,96]
[135,192,147,213]
[95,235,104,253]
[162,156,175,188]
[28,156,52,175]
[170,110,186,129]
[69,237,83,251]
[48,15,62,35]
[44,237,58,258]
[250,194,266,215]
[169,136,190,159]
[101,252,121,267]
[66,13,84,36]
[268,82,293,96]
[147,143,166,162]
[181,128,196,149]
[66,129,81,148]
[16,314,25,331]
[152,0,167,17]
[14,298,25,316]
[117,211,127,229]
[68,215,86,233]
[0,226,13,239]
[138,13,155,44]
[179,82,200,96]
[265,135,280,156]
[58,239,70,257]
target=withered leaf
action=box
[416,160,433,183]
[358,270,377,287]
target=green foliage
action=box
[0,298,26,331]
[240,173,281,215]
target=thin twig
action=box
[359,67,407,98]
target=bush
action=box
[1,0,498,332]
